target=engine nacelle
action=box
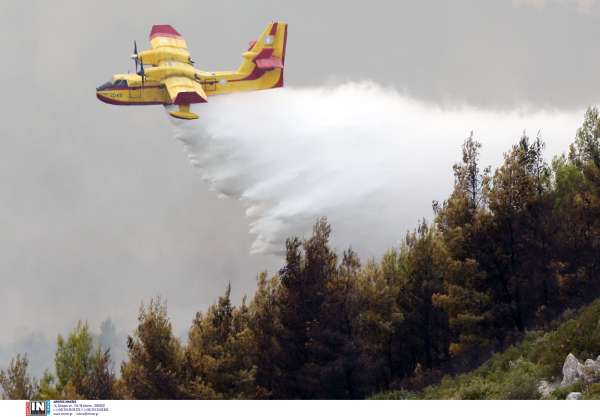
[135,47,191,66]
[143,65,197,81]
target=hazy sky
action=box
[2,0,600,377]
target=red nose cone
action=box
[96,92,112,104]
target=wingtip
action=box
[150,25,183,40]
[170,111,199,120]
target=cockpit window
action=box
[97,79,115,91]
[96,78,127,91]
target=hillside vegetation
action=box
[373,298,600,400]
[4,108,600,399]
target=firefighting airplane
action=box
[96,22,287,120]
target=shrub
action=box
[549,380,587,400]
[369,389,419,400]
[451,376,501,400]
[498,358,543,400]
[582,382,600,399]
[538,300,600,379]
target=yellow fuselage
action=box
[96,65,283,106]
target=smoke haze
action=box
[172,82,586,259]
[0,83,588,386]
[3,0,600,385]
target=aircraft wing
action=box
[150,25,188,50]
[163,76,208,105]
[148,24,203,104]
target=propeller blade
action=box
[136,58,144,76]
[134,40,138,74]
[140,57,145,87]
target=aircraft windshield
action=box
[96,78,127,91]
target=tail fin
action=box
[238,22,287,76]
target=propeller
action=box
[137,56,145,87]
[132,40,138,74]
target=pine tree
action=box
[432,134,495,362]
[357,252,403,387]
[248,271,283,396]
[121,296,191,399]
[476,133,558,335]
[275,217,337,398]
[79,349,117,399]
[185,285,263,399]
[308,249,372,399]
[0,354,38,399]
[399,220,450,372]
[54,321,102,395]
[575,107,600,169]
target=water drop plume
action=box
[171,82,582,258]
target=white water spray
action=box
[171,82,585,258]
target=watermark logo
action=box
[28,400,48,416]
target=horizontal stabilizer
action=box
[253,48,284,70]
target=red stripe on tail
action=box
[271,24,287,88]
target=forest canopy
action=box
[4,107,600,399]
